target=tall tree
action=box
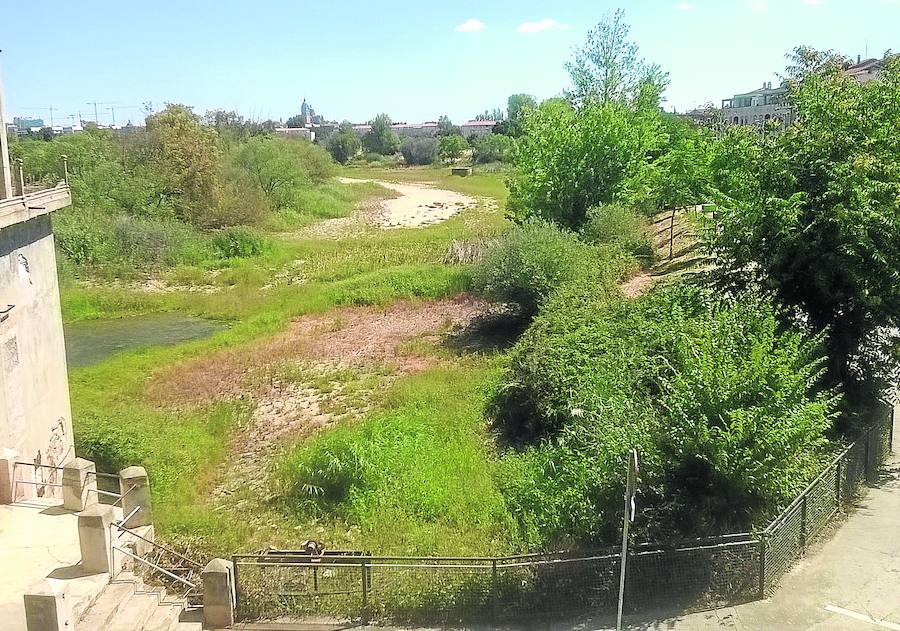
[782,45,849,83]
[144,104,222,225]
[326,121,361,164]
[565,9,669,108]
[708,59,900,411]
[362,113,400,155]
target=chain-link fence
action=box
[233,404,895,625]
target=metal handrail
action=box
[112,522,203,570]
[112,484,137,507]
[87,488,122,499]
[119,506,141,528]
[112,546,197,589]
[14,480,63,488]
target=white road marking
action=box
[825,605,900,630]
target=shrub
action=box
[212,227,270,259]
[472,220,630,318]
[438,135,468,163]
[400,137,439,166]
[508,98,665,229]
[326,122,362,164]
[472,134,516,164]
[580,204,654,260]
[495,283,836,543]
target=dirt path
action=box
[338,177,476,228]
[148,296,488,497]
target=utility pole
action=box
[86,100,117,124]
[616,449,639,631]
[23,106,57,127]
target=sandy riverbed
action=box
[339,177,476,228]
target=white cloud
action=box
[516,18,571,34]
[454,18,486,32]
[674,2,696,10]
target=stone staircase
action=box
[76,572,201,631]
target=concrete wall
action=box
[0,215,74,500]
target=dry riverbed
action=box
[338,177,477,228]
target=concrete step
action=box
[76,581,135,629]
[105,590,160,631]
[142,602,183,631]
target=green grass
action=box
[271,361,519,556]
[342,164,510,205]
[65,168,511,554]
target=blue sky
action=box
[1,0,897,126]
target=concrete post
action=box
[62,457,97,512]
[23,579,70,631]
[14,158,24,197]
[0,447,17,504]
[119,465,152,527]
[78,504,114,574]
[202,558,236,629]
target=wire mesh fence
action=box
[233,404,895,625]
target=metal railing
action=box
[232,404,894,625]
[110,515,204,606]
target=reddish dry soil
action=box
[148,295,487,406]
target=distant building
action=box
[351,121,440,139]
[721,55,896,129]
[460,120,497,138]
[13,117,44,132]
[275,127,315,142]
[844,56,891,85]
[721,82,793,127]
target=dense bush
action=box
[508,98,665,229]
[362,113,401,156]
[496,283,836,545]
[471,220,631,318]
[211,227,270,258]
[708,59,900,410]
[472,134,516,164]
[326,122,362,164]
[438,135,468,163]
[53,208,211,269]
[400,137,439,166]
[580,204,653,260]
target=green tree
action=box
[362,113,400,155]
[285,114,305,128]
[326,122,361,164]
[400,137,439,165]
[472,134,516,164]
[438,134,468,163]
[708,59,900,408]
[143,104,223,225]
[782,45,849,83]
[436,115,460,137]
[508,98,665,228]
[565,9,669,107]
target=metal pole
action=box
[616,449,638,631]
[360,560,369,623]
[758,534,767,597]
[61,154,69,185]
[232,556,242,621]
[800,495,807,552]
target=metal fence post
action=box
[491,558,499,626]
[835,457,842,506]
[360,560,369,623]
[800,495,808,553]
[758,534,767,598]
[864,427,872,484]
[231,556,241,622]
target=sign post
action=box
[616,448,639,631]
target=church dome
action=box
[301,98,311,116]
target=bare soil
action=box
[147,296,488,496]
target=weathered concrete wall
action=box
[0,215,73,500]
